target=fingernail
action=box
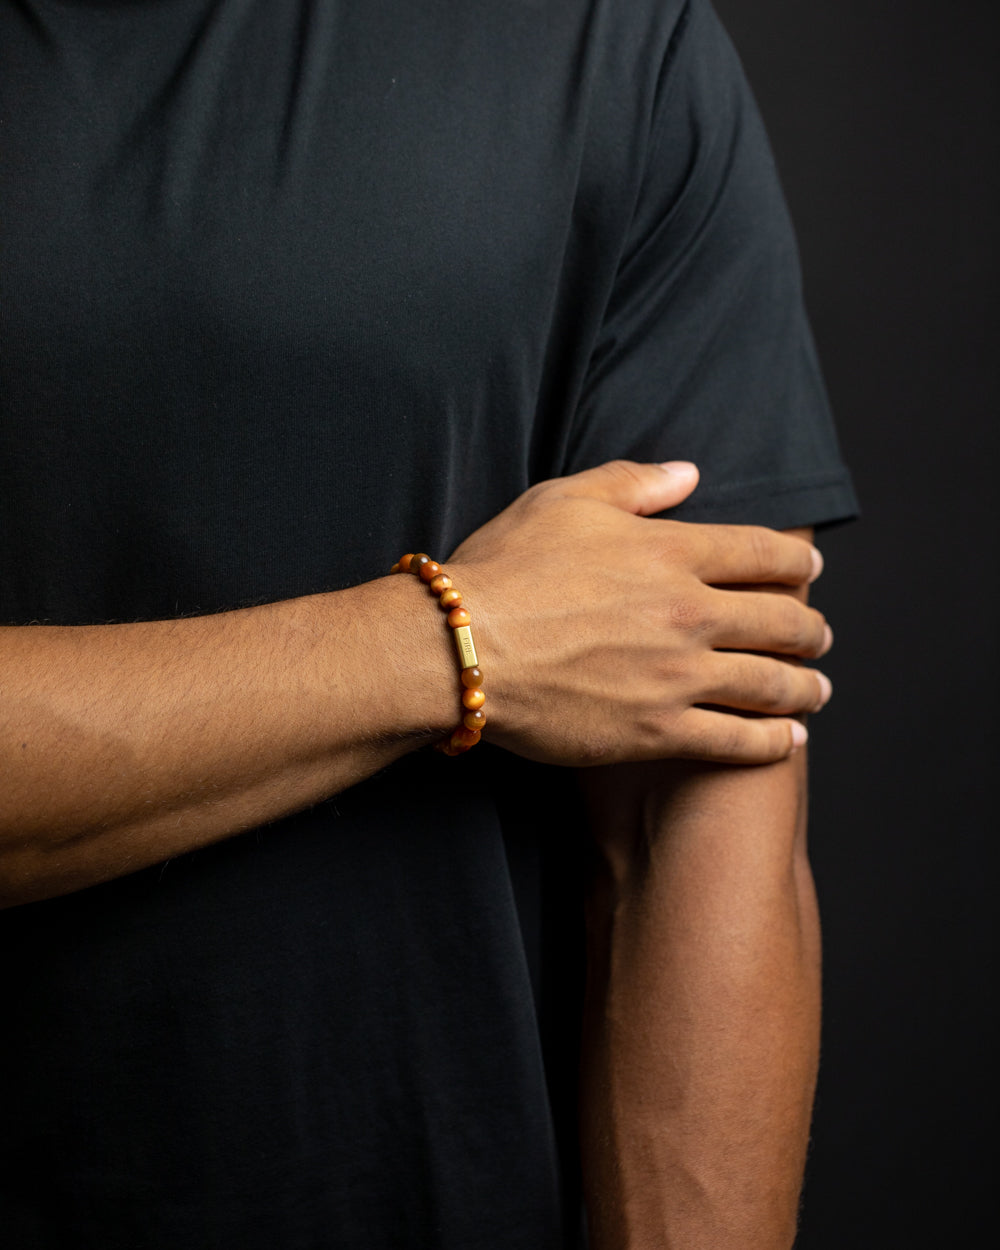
[815,671,833,708]
[658,460,698,480]
[821,623,834,654]
[790,721,809,749]
[808,546,824,583]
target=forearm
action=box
[579,752,820,1250]
[0,575,455,906]
[1,469,831,908]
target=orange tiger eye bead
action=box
[451,727,481,751]
[395,551,486,757]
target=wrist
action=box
[352,573,459,746]
[389,554,494,754]
[447,559,522,750]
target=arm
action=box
[579,530,821,1250]
[0,574,459,907]
[1,466,830,907]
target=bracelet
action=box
[390,552,486,756]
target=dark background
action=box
[712,1,997,1242]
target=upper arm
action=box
[566,0,856,534]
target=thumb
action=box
[559,459,699,516]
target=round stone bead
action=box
[429,574,452,595]
[462,688,486,711]
[439,588,462,610]
[410,553,431,576]
[452,727,481,750]
[398,553,415,572]
[447,607,471,629]
[419,560,442,582]
[463,709,486,731]
[460,666,484,689]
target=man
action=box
[0,1,855,1246]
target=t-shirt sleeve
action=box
[565,0,858,530]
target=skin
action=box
[0,459,828,1242]
[579,534,819,1250]
[0,459,829,906]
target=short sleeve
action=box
[567,0,858,530]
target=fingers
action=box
[703,652,832,716]
[558,459,700,516]
[675,709,809,766]
[688,524,822,587]
[663,651,831,765]
[708,588,832,658]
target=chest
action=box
[2,3,611,397]
[0,1,637,620]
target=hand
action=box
[449,460,831,766]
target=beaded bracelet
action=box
[390,553,486,756]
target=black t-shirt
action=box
[0,1,857,1246]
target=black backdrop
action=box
[710,1,997,1243]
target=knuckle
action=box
[734,717,786,763]
[785,666,813,712]
[798,670,823,713]
[743,526,778,581]
[777,600,813,652]
[761,720,793,760]
[655,527,690,571]
[774,530,813,584]
[653,654,688,689]
[760,667,796,714]
[667,591,710,636]
[716,720,751,761]
[711,715,790,764]
[795,607,828,657]
[644,705,681,747]
[792,667,823,713]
